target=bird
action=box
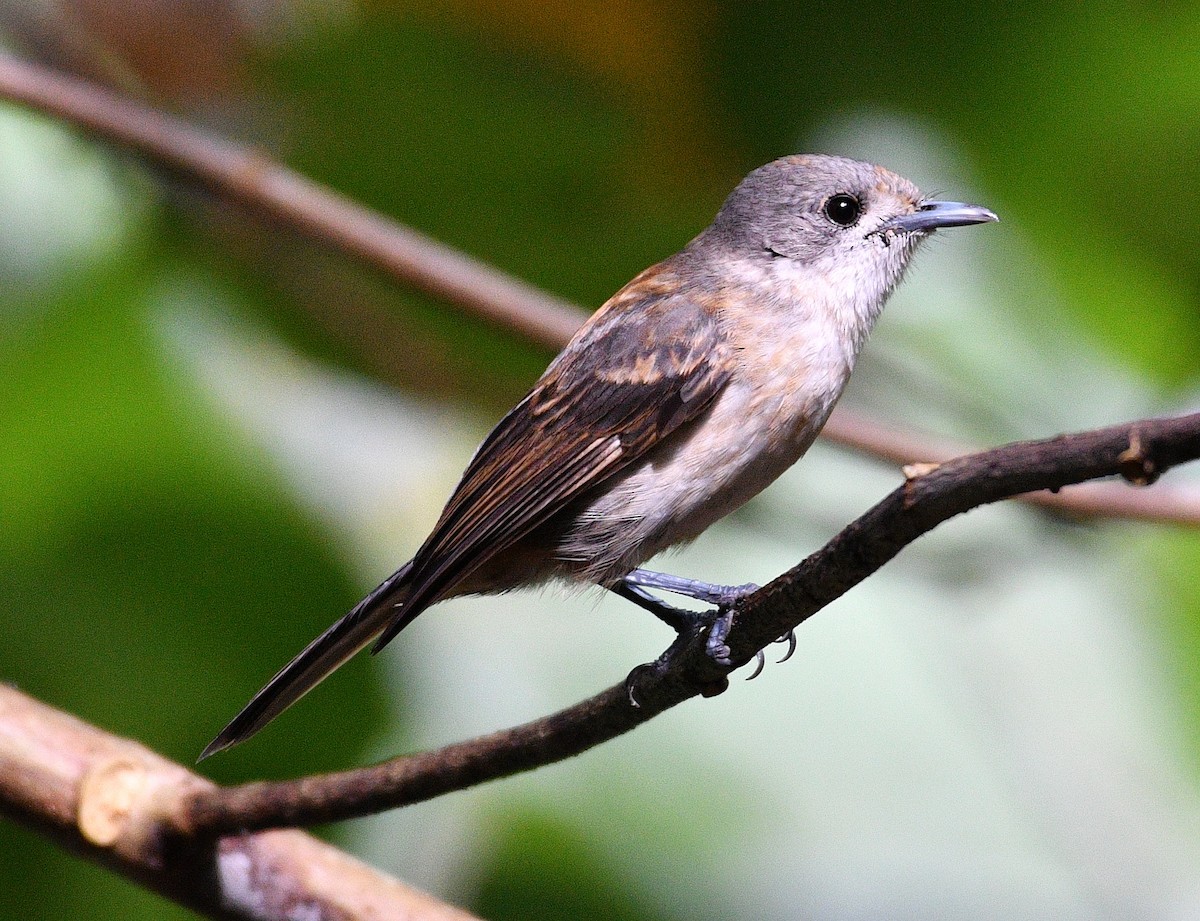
[201,154,997,758]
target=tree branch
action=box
[6,43,1199,921]
[177,412,1200,836]
[0,50,582,351]
[0,49,1195,527]
[0,686,480,921]
[824,413,1200,527]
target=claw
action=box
[625,663,651,707]
[746,649,766,680]
[624,624,697,707]
[775,630,797,663]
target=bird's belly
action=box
[553,375,843,583]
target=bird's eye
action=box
[822,193,862,227]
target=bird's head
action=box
[700,154,997,328]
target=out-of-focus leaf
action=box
[469,811,675,921]
[0,254,392,776]
[0,822,192,921]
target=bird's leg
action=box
[623,568,759,608]
[612,578,725,707]
[615,569,760,668]
[616,569,770,704]
[611,580,702,634]
[612,576,730,664]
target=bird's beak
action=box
[882,200,999,234]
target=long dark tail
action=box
[200,562,414,759]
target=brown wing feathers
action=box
[372,278,734,650]
[205,270,734,755]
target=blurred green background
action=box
[3,2,1200,919]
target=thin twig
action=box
[0,50,582,351]
[0,686,479,921]
[179,412,1200,835]
[0,50,1195,527]
[820,413,1200,526]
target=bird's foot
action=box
[615,571,759,666]
[624,620,731,707]
[704,604,735,667]
[615,570,768,705]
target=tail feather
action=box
[200,562,413,760]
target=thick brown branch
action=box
[181,412,1200,836]
[0,687,479,921]
[0,50,1196,527]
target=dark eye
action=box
[822,193,862,227]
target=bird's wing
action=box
[373,270,735,650]
[202,265,733,758]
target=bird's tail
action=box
[200,562,414,760]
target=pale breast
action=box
[551,257,872,585]
[554,330,852,583]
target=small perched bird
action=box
[203,154,997,758]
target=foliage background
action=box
[2,2,1200,919]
